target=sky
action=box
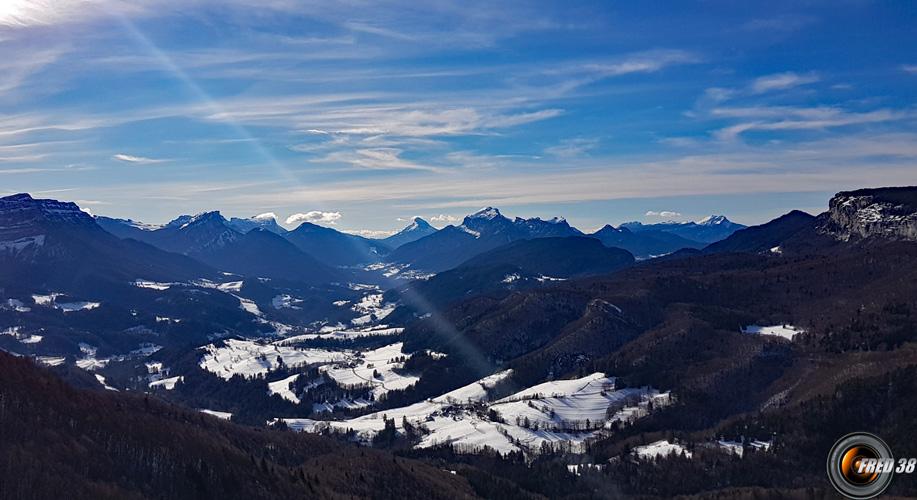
[0,1,916,236]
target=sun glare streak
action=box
[112,16,298,185]
[0,0,58,27]
[113,13,504,391]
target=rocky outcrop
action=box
[819,187,917,241]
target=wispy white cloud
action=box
[252,212,277,221]
[902,65,917,75]
[285,211,342,225]
[713,106,910,141]
[750,72,820,94]
[309,148,440,172]
[0,48,66,96]
[112,153,168,164]
[545,138,599,158]
[578,50,701,78]
[701,72,820,108]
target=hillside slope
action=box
[0,353,476,500]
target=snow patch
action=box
[633,440,692,460]
[56,301,100,313]
[742,324,802,341]
[350,293,395,325]
[267,373,302,404]
[2,298,31,312]
[31,293,61,306]
[1,326,42,344]
[132,280,174,290]
[200,409,233,420]
[35,356,65,367]
[150,376,183,390]
[272,294,303,310]
[95,374,118,391]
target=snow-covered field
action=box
[233,295,262,316]
[490,374,653,431]
[76,343,108,370]
[363,263,435,281]
[30,293,99,312]
[319,342,418,399]
[2,298,31,312]
[56,301,101,313]
[742,324,803,340]
[31,293,61,306]
[1,326,42,344]
[717,439,744,457]
[350,293,396,325]
[149,375,183,390]
[633,440,692,459]
[74,343,162,372]
[567,464,606,476]
[272,294,303,309]
[132,280,174,290]
[35,356,65,366]
[267,373,301,404]
[278,371,669,457]
[199,338,349,380]
[276,326,403,344]
[312,398,373,413]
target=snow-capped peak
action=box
[165,215,193,228]
[469,207,502,220]
[226,213,287,235]
[180,211,226,229]
[524,216,566,224]
[698,215,729,226]
[407,217,433,230]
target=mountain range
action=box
[3,186,917,498]
[96,205,747,276]
[0,194,214,295]
[100,211,341,283]
[620,215,746,243]
[385,207,735,272]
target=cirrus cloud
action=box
[112,153,168,164]
[750,71,819,94]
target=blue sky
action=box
[1,1,916,236]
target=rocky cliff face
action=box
[819,187,917,241]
